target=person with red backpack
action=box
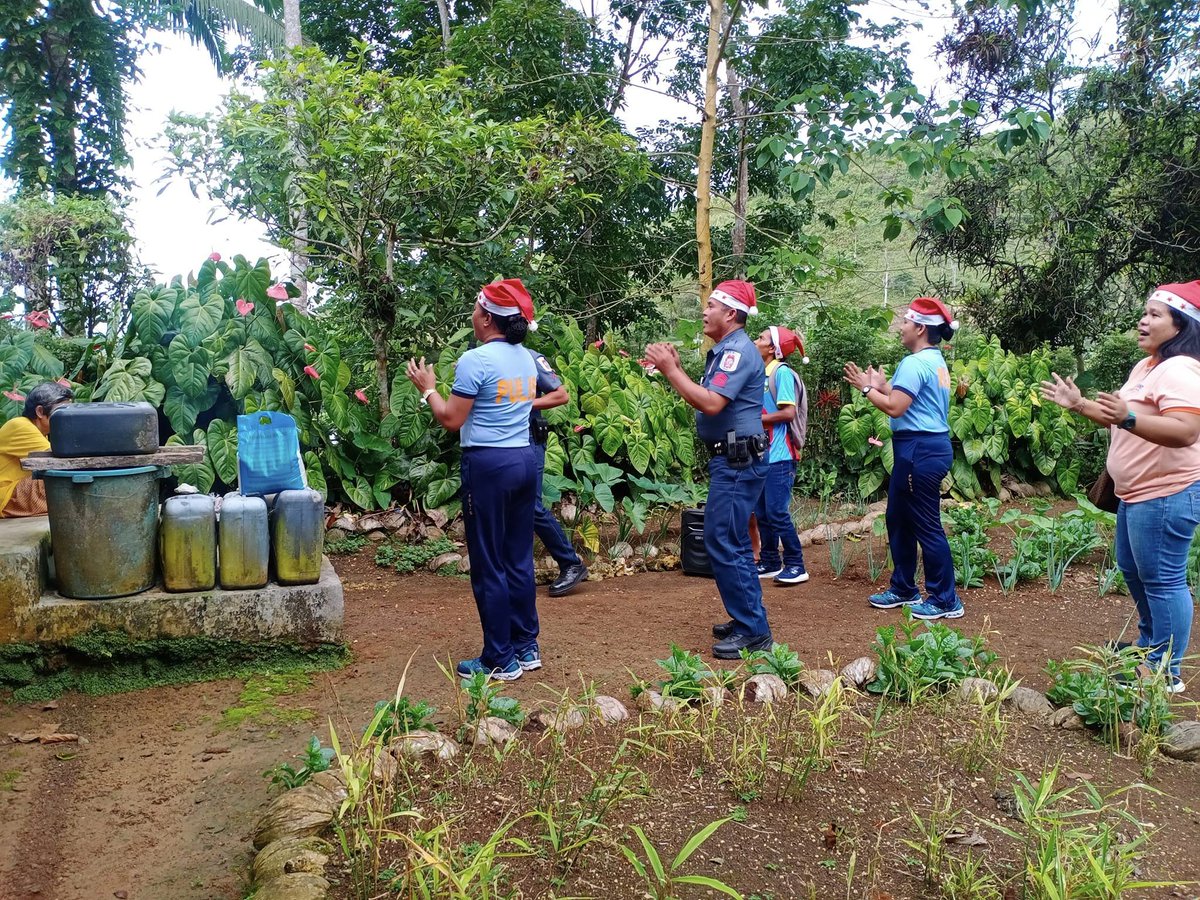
[752,326,810,586]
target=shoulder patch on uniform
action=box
[712,372,729,388]
[537,356,554,373]
[719,350,741,372]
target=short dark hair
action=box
[734,310,748,326]
[24,381,73,420]
[1158,309,1200,362]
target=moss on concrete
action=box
[219,672,317,729]
[0,629,349,702]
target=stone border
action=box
[243,653,1197,898]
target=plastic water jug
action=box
[219,492,269,589]
[160,494,216,591]
[271,489,324,585]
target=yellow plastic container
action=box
[271,489,324,585]
[219,492,269,589]
[160,494,216,592]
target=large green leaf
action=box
[272,367,296,410]
[543,431,566,476]
[424,474,461,509]
[167,431,215,493]
[178,289,225,345]
[224,341,271,400]
[131,286,178,346]
[231,256,271,304]
[163,383,215,437]
[625,427,652,474]
[29,342,64,379]
[592,410,625,456]
[303,451,327,501]
[837,403,872,457]
[168,335,212,397]
[345,477,375,510]
[206,419,239,485]
[858,468,885,498]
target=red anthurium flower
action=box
[354,388,369,404]
[235,298,254,316]
[592,339,604,349]
[573,423,586,433]
[26,309,50,329]
[304,343,315,352]
[208,252,221,262]
[618,349,629,357]
[4,390,24,402]
[0,313,12,320]
[304,365,320,380]
[266,283,289,300]
[868,436,884,447]
[57,378,71,388]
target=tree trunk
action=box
[434,0,451,58]
[372,325,391,415]
[695,0,724,310]
[727,59,749,276]
[283,0,310,313]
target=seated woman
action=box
[0,382,74,517]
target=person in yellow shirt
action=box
[0,382,74,517]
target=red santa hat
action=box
[478,278,537,331]
[710,280,758,317]
[768,325,809,364]
[1148,281,1200,324]
[904,296,959,331]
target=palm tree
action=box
[144,0,285,74]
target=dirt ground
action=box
[1,545,1199,900]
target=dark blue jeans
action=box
[460,445,538,669]
[754,459,805,570]
[887,433,957,608]
[1115,480,1200,679]
[705,455,770,636]
[533,442,581,568]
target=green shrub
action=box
[868,615,997,702]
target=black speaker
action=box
[681,506,713,577]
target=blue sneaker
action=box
[756,561,783,579]
[868,589,920,609]
[517,645,542,672]
[456,657,523,681]
[774,565,809,585]
[909,598,965,620]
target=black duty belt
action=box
[705,432,768,468]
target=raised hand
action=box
[843,361,869,391]
[1039,372,1082,410]
[406,357,435,393]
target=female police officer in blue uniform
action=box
[406,279,542,680]
[644,279,773,658]
[843,296,962,620]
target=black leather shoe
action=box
[549,563,588,597]
[712,620,736,639]
[712,631,773,659]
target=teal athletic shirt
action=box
[451,340,537,447]
[888,347,950,434]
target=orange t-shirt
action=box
[1107,355,1200,503]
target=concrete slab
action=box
[0,517,343,647]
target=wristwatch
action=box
[420,388,436,405]
[1118,411,1137,430]
[862,385,872,396]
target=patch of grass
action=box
[0,770,20,791]
[374,536,456,574]
[325,533,369,555]
[220,672,315,729]
[0,629,349,703]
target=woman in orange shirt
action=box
[1042,281,1200,693]
[0,382,74,517]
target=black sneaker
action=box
[712,620,736,639]
[549,563,588,597]
[712,631,773,659]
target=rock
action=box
[390,730,459,763]
[536,707,586,732]
[639,690,685,713]
[253,837,333,883]
[367,531,387,542]
[593,696,629,723]
[457,554,471,574]
[469,716,519,747]
[635,544,659,559]
[324,528,347,544]
[253,782,344,849]
[427,507,449,529]
[251,873,331,900]
[358,514,386,533]
[423,525,445,541]
[1162,721,1200,761]
[702,685,730,707]
[658,542,680,557]
[427,552,462,572]
[372,752,399,784]
[307,770,347,803]
[540,554,559,573]
[1050,707,1087,731]
[959,677,1000,703]
[448,518,466,540]
[558,501,577,523]
[840,656,878,689]
[1007,686,1054,718]
[743,674,788,704]
[609,541,634,560]
[799,669,839,699]
[332,514,359,533]
[1114,720,1142,750]
[379,509,408,531]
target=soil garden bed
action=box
[1,510,1199,899]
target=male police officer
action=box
[526,345,589,596]
[644,280,773,658]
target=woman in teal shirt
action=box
[844,297,962,619]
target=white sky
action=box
[119,0,1116,280]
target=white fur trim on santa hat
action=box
[1149,289,1200,324]
[769,325,783,360]
[711,288,757,316]
[478,293,537,330]
[904,309,960,330]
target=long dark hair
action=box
[917,322,955,345]
[1158,309,1200,362]
[492,312,529,344]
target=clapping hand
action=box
[643,342,680,374]
[843,362,875,392]
[406,357,436,393]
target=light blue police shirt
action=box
[888,347,950,434]
[451,340,537,447]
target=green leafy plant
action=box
[1046,646,1174,738]
[741,642,804,688]
[458,671,525,730]
[631,645,720,703]
[618,818,743,899]
[325,533,369,555]
[868,615,997,702]
[263,735,335,790]
[374,537,456,574]
[363,696,437,743]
